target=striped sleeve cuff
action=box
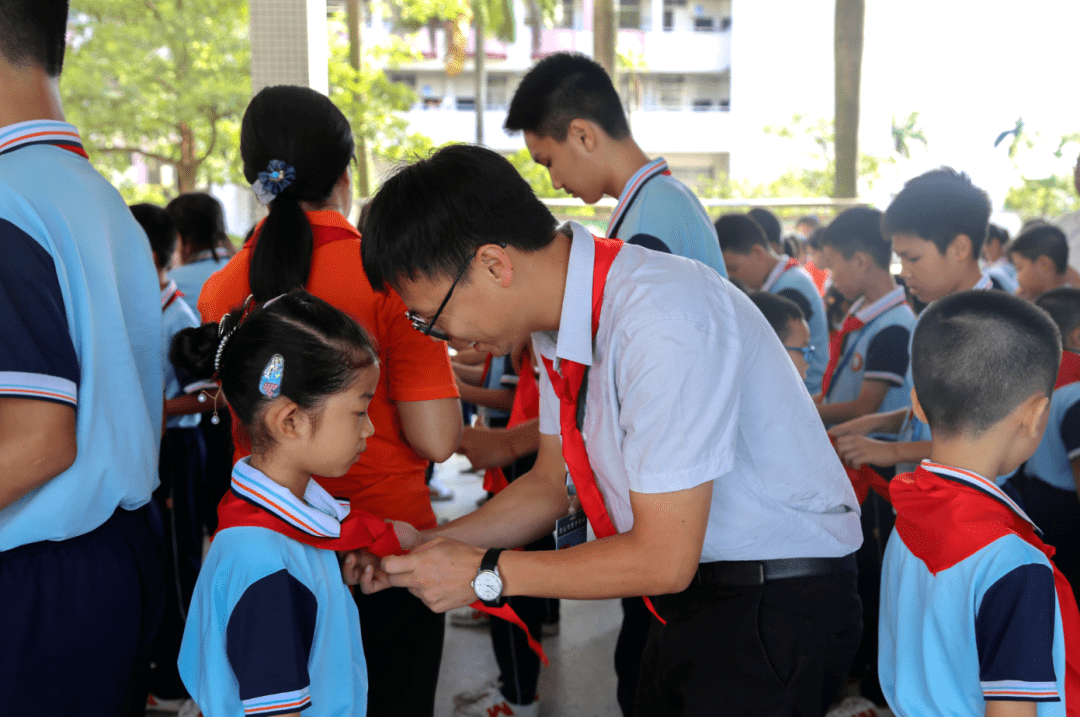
[863,370,905,387]
[0,371,77,407]
[242,686,311,715]
[982,680,1060,701]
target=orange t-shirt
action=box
[198,210,459,530]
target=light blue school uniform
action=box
[1025,381,1080,492]
[171,248,230,319]
[0,120,163,551]
[179,458,368,717]
[823,286,916,422]
[606,157,727,278]
[161,280,201,430]
[762,256,829,393]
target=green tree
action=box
[1003,132,1080,218]
[64,0,250,197]
[891,111,927,158]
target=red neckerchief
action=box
[539,236,666,625]
[484,346,540,495]
[162,287,184,312]
[822,315,865,397]
[891,462,1080,712]
[832,436,891,505]
[1057,351,1080,389]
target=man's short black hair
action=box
[747,208,782,250]
[715,213,769,254]
[986,223,1010,248]
[911,290,1060,437]
[361,144,558,293]
[821,206,891,269]
[504,52,630,141]
[130,203,177,269]
[1035,287,1080,341]
[0,0,69,76]
[749,292,805,343]
[881,167,991,257]
[1009,225,1069,275]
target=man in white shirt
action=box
[359,144,863,716]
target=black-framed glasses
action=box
[405,243,507,341]
[784,345,816,362]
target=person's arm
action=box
[0,398,77,510]
[165,388,222,417]
[828,407,910,438]
[452,361,487,387]
[451,346,489,366]
[458,419,540,470]
[396,397,463,464]
[455,380,515,413]
[833,435,931,469]
[817,380,890,425]
[985,702,1036,717]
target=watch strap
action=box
[480,547,504,573]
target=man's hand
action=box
[833,434,897,469]
[381,537,486,612]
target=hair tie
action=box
[253,159,296,205]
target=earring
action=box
[200,389,221,425]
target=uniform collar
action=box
[244,210,359,250]
[849,285,907,323]
[761,254,795,292]
[973,271,995,291]
[0,119,87,159]
[607,157,668,237]
[188,248,231,263]
[919,460,1038,533]
[230,457,351,539]
[160,279,180,309]
[537,221,599,368]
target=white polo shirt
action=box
[535,222,862,562]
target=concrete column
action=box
[651,0,664,32]
[250,0,329,95]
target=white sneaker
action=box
[453,677,501,709]
[452,684,538,717]
[449,606,491,628]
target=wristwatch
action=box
[471,548,506,607]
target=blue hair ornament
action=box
[253,159,296,205]
[259,354,284,399]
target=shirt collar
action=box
[919,460,1038,532]
[606,157,668,236]
[160,279,179,309]
[761,254,794,292]
[973,271,995,291]
[230,457,351,538]
[188,248,231,263]
[244,210,359,249]
[536,221,598,368]
[0,120,85,158]
[850,285,907,323]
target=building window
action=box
[456,97,476,111]
[389,72,417,89]
[693,16,715,31]
[618,0,641,29]
[692,99,713,111]
[658,76,684,109]
[486,75,508,109]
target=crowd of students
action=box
[4,3,1080,717]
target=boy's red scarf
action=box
[484,346,541,495]
[890,463,1080,713]
[1057,351,1080,389]
[216,487,548,664]
[539,236,665,625]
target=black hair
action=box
[1035,287,1080,341]
[241,86,355,301]
[821,206,891,269]
[747,208,782,250]
[1008,225,1069,275]
[171,290,378,450]
[911,290,1060,437]
[807,227,827,251]
[825,285,853,331]
[166,192,230,262]
[796,215,821,231]
[0,0,68,76]
[504,52,630,141]
[130,203,177,269]
[361,144,558,293]
[749,292,805,343]
[986,223,1010,248]
[782,236,801,258]
[881,167,991,258]
[715,213,769,254]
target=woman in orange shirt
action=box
[199,85,462,717]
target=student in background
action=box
[1009,224,1074,299]
[748,292,813,381]
[749,207,784,255]
[879,290,1079,716]
[1001,287,1080,594]
[717,212,829,393]
[166,192,233,319]
[816,207,916,427]
[982,223,1018,293]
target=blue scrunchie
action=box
[253,159,296,205]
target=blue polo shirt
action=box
[171,248,230,319]
[762,256,829,393]
[179,458,368,716]
[0,120,163,551]
[1024,380,1080,492]
[161,280,201,430]
[606,157,727,278]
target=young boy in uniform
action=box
[879,289,1080,717]
[982,223,1018,293]
[748,292,814,381]
[816,207,916,427]
[1009,225,1073,299]
[717,212,829,393]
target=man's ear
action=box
[478,244,514,287]
[948,234,974,262]
[1035,255,1057,276]
[262,398,307,443]
[567,118,599,154]
[911,388,928,425]
[852,251,872,272]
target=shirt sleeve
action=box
[226,569,318,716]
[0,218,79,407]
[379,290,459,403]
[1060,399,1080,461]
[975,562,1060,702]
[777,287,814,324]
[862,324,910,387]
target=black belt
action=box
[693,553,857,588]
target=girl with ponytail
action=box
[197,86,462,717]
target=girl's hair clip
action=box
[252,159,296,205]
[215,295,255,374]
[259,354,285,399]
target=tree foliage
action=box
[1003,132,1080,218]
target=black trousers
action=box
[615,597,653,716]
[493,532,555,704]
[355,586,445,717]
[635,567,861,717]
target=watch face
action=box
[473,571,502,602]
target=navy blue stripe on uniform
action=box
[864,324,911,385]
[1062,400,1080,457]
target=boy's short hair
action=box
[911,290,1060,437]
[881,167,991,257]
[749,292,805,343]
[1008,225,1069,275]
[797,215,821,231]
[130,203,177,269]
[0,0,68,76]
[504,53,630,141]
[821,206,891,269]
[747,208,782,249]
[1035,287,1080,341]
[360,144,558,293]
[986,223,1010,247]
[715,213,770,254]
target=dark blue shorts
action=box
[0,505,165,716]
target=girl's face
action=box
[302,366,379,478]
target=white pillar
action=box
[651,0,663,32]
[250,0,329,96]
